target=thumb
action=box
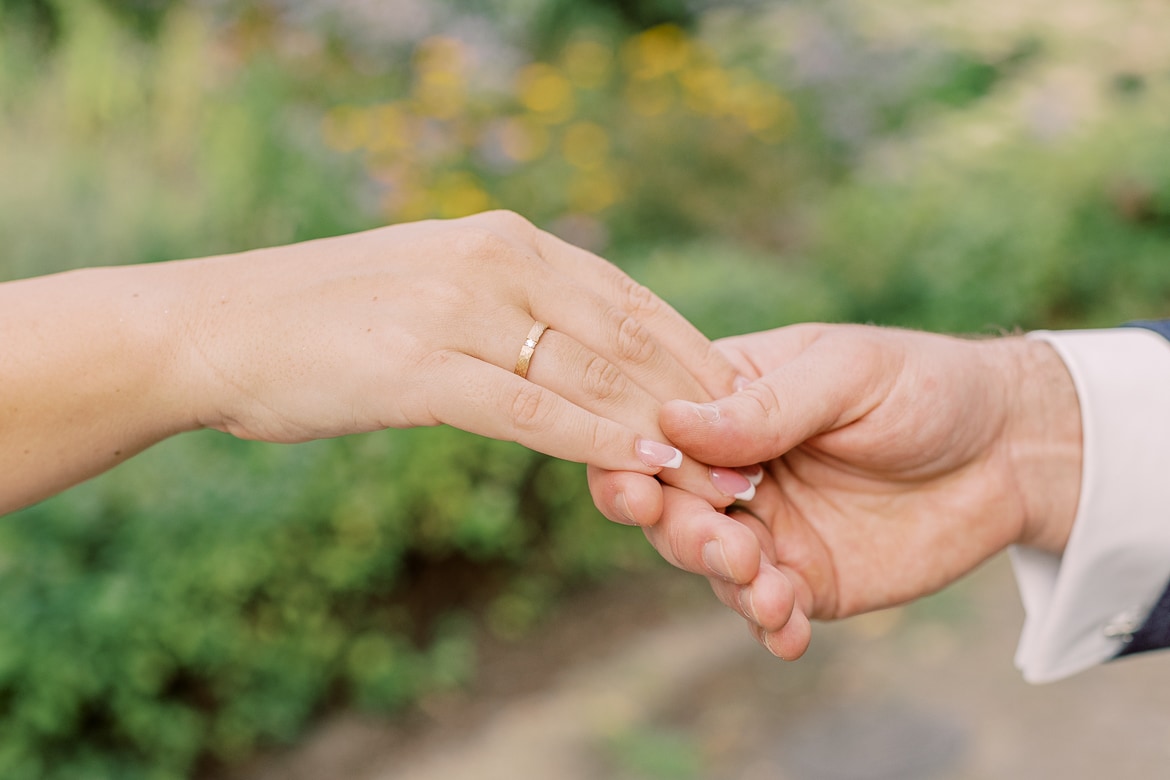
[660,332,889,466]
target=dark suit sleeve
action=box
[1115,319,1170,658]
[1116,590,1170,657]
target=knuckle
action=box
[480,209,535,237]
[588,416,617,456]
[618,275,662,319]
[743,381,782,421]
[453,225,514,265]
[410,273,472,314]
[582,354,626,403]
[508,381,553,432]
[613,310,656,365]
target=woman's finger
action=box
[472,216,733,403]
[444,211,708,406]
[413,351,685,475]
[533,228,744,400]
[462,304,747,509]
[520,329,748,509]
[524,274,713,405]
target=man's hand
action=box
[591,324,1082,660]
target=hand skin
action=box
[0,210,745,515]
[589,323,1082,660]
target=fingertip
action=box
[612,492,638,526]
[712,520,762,584]
[660,398,721,431]
[622,475,665,526]
[635,437,683,470]
[763,609,812,661]
[740,464,764,486]
[742,564,796,632]
[659,396,765,467]
[586,467,664,527]
[658,399,720,456]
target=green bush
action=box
[2,426,660,779]
[805,69,1170,331]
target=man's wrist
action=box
[997,337,1083,554]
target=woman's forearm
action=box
[1,262,195,513]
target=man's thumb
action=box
[660,341,873,466]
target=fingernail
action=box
[613,492,637,526]
[739,586,760,625]
[636,438,683,469]
[710,467,756,501]
[763,631,786,660]
[682,401,720,423]
[734,375,751,393]
[740,464,764,486]
[702,539,734,581]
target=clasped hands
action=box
[2,210,1083,663]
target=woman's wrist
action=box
[63,261,202,443]
[114,260,207,437]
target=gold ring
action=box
[514,321,549,379]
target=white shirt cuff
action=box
[1011,327,1170,683]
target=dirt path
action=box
[230,556,1170,779]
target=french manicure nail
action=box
[734,375,751,393]
[683,401,720,423]
[740,464,765,486]
[710,467,756,501]
[702,539,734,581]
[636,438,683,469]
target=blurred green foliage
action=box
[3,0,1170,778]
[604,726,703,779]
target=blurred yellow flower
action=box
[408,36,468,121]
[332,18,795,232]
[562,38,613,89]
[624,78,675,117]
[569,168,621,213]
[433,170,493,218]
[679,65,732,116]
[413,68,466,121]
[728,79,794,135]
[364,103,412,154]
[413,36,465,75]
[561,121,610,170]
[498,116,550,163]
[395,191,433,223]
[321,104,371,152]
[517,63,575,124]
[623,24,690,80]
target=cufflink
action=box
[1103,606,1146,642]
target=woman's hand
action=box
[1,211,747,513]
